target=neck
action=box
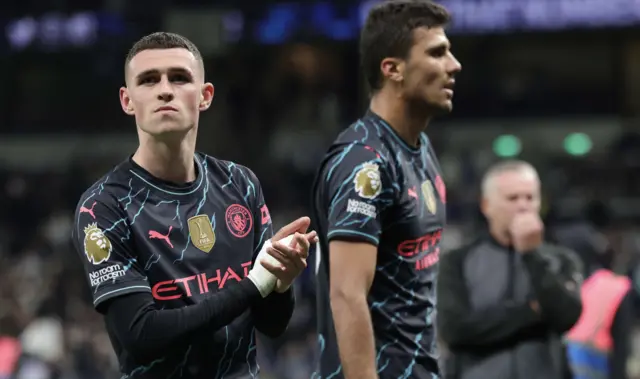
[133,128,198,183]
[369,88,432,147]
[489,225,511,247]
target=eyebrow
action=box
[427,41,450,51]
[135,67,194,82]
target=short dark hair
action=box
[360,0,450,92]
[125,32,203,72]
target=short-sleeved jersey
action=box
[72,153,273,379]
[312,111,446,379]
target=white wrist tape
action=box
[261,235,294,269]
[247,235,296,297]
[247,260,276,298]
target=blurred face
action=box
[119,48,214,137]
[382,26,462,113]
[481,168,541,234]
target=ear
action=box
[119,87,135,116]
[380,57,404,84]
[199,83,215,111]
[480,195,490,219]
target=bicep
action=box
[329,240,377,297]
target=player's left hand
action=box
[510,212,544,253]
[262,231,317,292]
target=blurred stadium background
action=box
[2,0,640,378]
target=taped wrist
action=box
[247,235,295,297]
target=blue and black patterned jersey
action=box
[312,110,447,379]
[72,153,273,378]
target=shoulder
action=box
[73,165,137,247]
[539,242,584,273]
[318,141,397,203]
[75,163,133,216]
[201,154,261,186]
[322,141,393,179]
[421,133,441,161]
[440,239,484,265]
[541,242,580,262]
[334,120,390,161]
[200,154,265,212]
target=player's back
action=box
[312,111,446,378]
[73,153,268,378]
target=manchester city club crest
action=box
[188,215,216,253]
[421,180,437,214]
[225,204,253,238]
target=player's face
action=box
[401,26,461,113]
[482,169,541,233]
[119,48,214,137]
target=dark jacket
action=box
[436,237,583,379]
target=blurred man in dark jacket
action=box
[437,160,583,379]
[553,223,632,379]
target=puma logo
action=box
[79,201,97,219]
[408,187,418,199]
[149,226,173,248]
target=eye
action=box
[428,46,447,58]
[170,73,191,83]
[138,76,158,85]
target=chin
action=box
[440,100,454,113]
[424,99,453,116]
[142,122,194,137]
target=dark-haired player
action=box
[312,1,461,378]
[72,32,316,379]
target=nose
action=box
[515,198,532,213]
[157,76,175,102]
[448,54,462,75]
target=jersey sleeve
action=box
[320,143,396,246]
[72,192,150,311]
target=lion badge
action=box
[353,163,382,199]
[83,223,112,265]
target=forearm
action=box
[438,302,540,349]
[332,295,378,379]
[437,248,540,349]
[105,279,261,360]
[522,251,582,333]
[252,286,295,338]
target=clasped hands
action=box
[257,216,318,293]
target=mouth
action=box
[443,81,455,98]
[155,106,178,113]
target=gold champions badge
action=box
[188,215,216,253]
[421,180,437,215]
